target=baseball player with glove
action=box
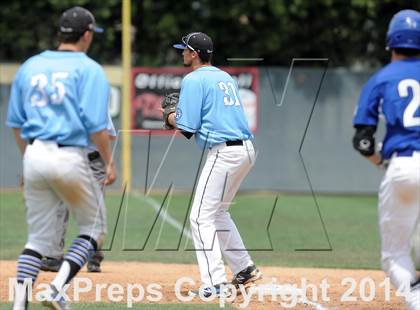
[40,115,116,273]
[353,9,420,310]
[7,6,116,310]
[162,32,262,298]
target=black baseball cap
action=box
[59,6,103,34]
[173,32,213,54]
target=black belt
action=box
[226,140,243,146]
[395,149,416,157]
[28,139,72,148]
[88,151,101,161]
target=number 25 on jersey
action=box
[398,79,420,128]
[30,72,69,107]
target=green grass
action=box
[0,190,381,269]
[0,303,234,309]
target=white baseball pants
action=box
[189,140,256,286]
[46,153,108,258]
[23,140,105,255]
[378,151,420,297]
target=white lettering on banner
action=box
[232,73,253,88]
[134,73,183,90]
[109,86,120,118]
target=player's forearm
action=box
[365,153,382,166]
[167,113,194,139]
[167,113,176,128]
[12,128,27,156]
[90,130,114,165]
[353,125,384,166]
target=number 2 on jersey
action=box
[398,79,420,127]
[31,72,69,107]
[218,81,240,106]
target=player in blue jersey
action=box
[164,32,262,297]
[353,9,420,310]
[6,6,116,309]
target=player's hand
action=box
[161,93,179,129]
[104,161,117,185]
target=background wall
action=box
[0,66,384,193]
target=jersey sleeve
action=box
[107,112,117,137]
[6,69,26,128]
[175,75,203,132]
[353,74,384,127]
[79,63,110,134]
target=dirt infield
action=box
[0,261,405,309]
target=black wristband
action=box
[353,125,377,156]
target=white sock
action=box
[51,260,71,291]
[13,283,28,310]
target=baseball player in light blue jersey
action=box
[353,10,420,310]
[164,32,262,297]
[6,7,116,310]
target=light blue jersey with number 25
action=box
[6,50,110,147]
[175,66,253,149]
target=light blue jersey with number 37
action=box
[6,50,110,147]
[175,66,252,149]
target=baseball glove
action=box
[161,92,179,129]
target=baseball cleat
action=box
[40,257,63,272]
[188,283,233,298]
[407,279,420,310]
[231,264,262,288]
[40,285,70,310]
[87,262,101,272]
[87,251,103,273]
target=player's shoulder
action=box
[183,69,204,85]
[375,58,420,81]
[360,58,420,97]
[185,66,230,83]
[79,55,105,72]
[362,64,394,90]
[22,53,43,64]
[17,52,45,72]
[75,55,108,83]
[12,52,48,81]
[375,62,400,79]
[19,51,101,70]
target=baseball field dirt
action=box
[0,261,405,309]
